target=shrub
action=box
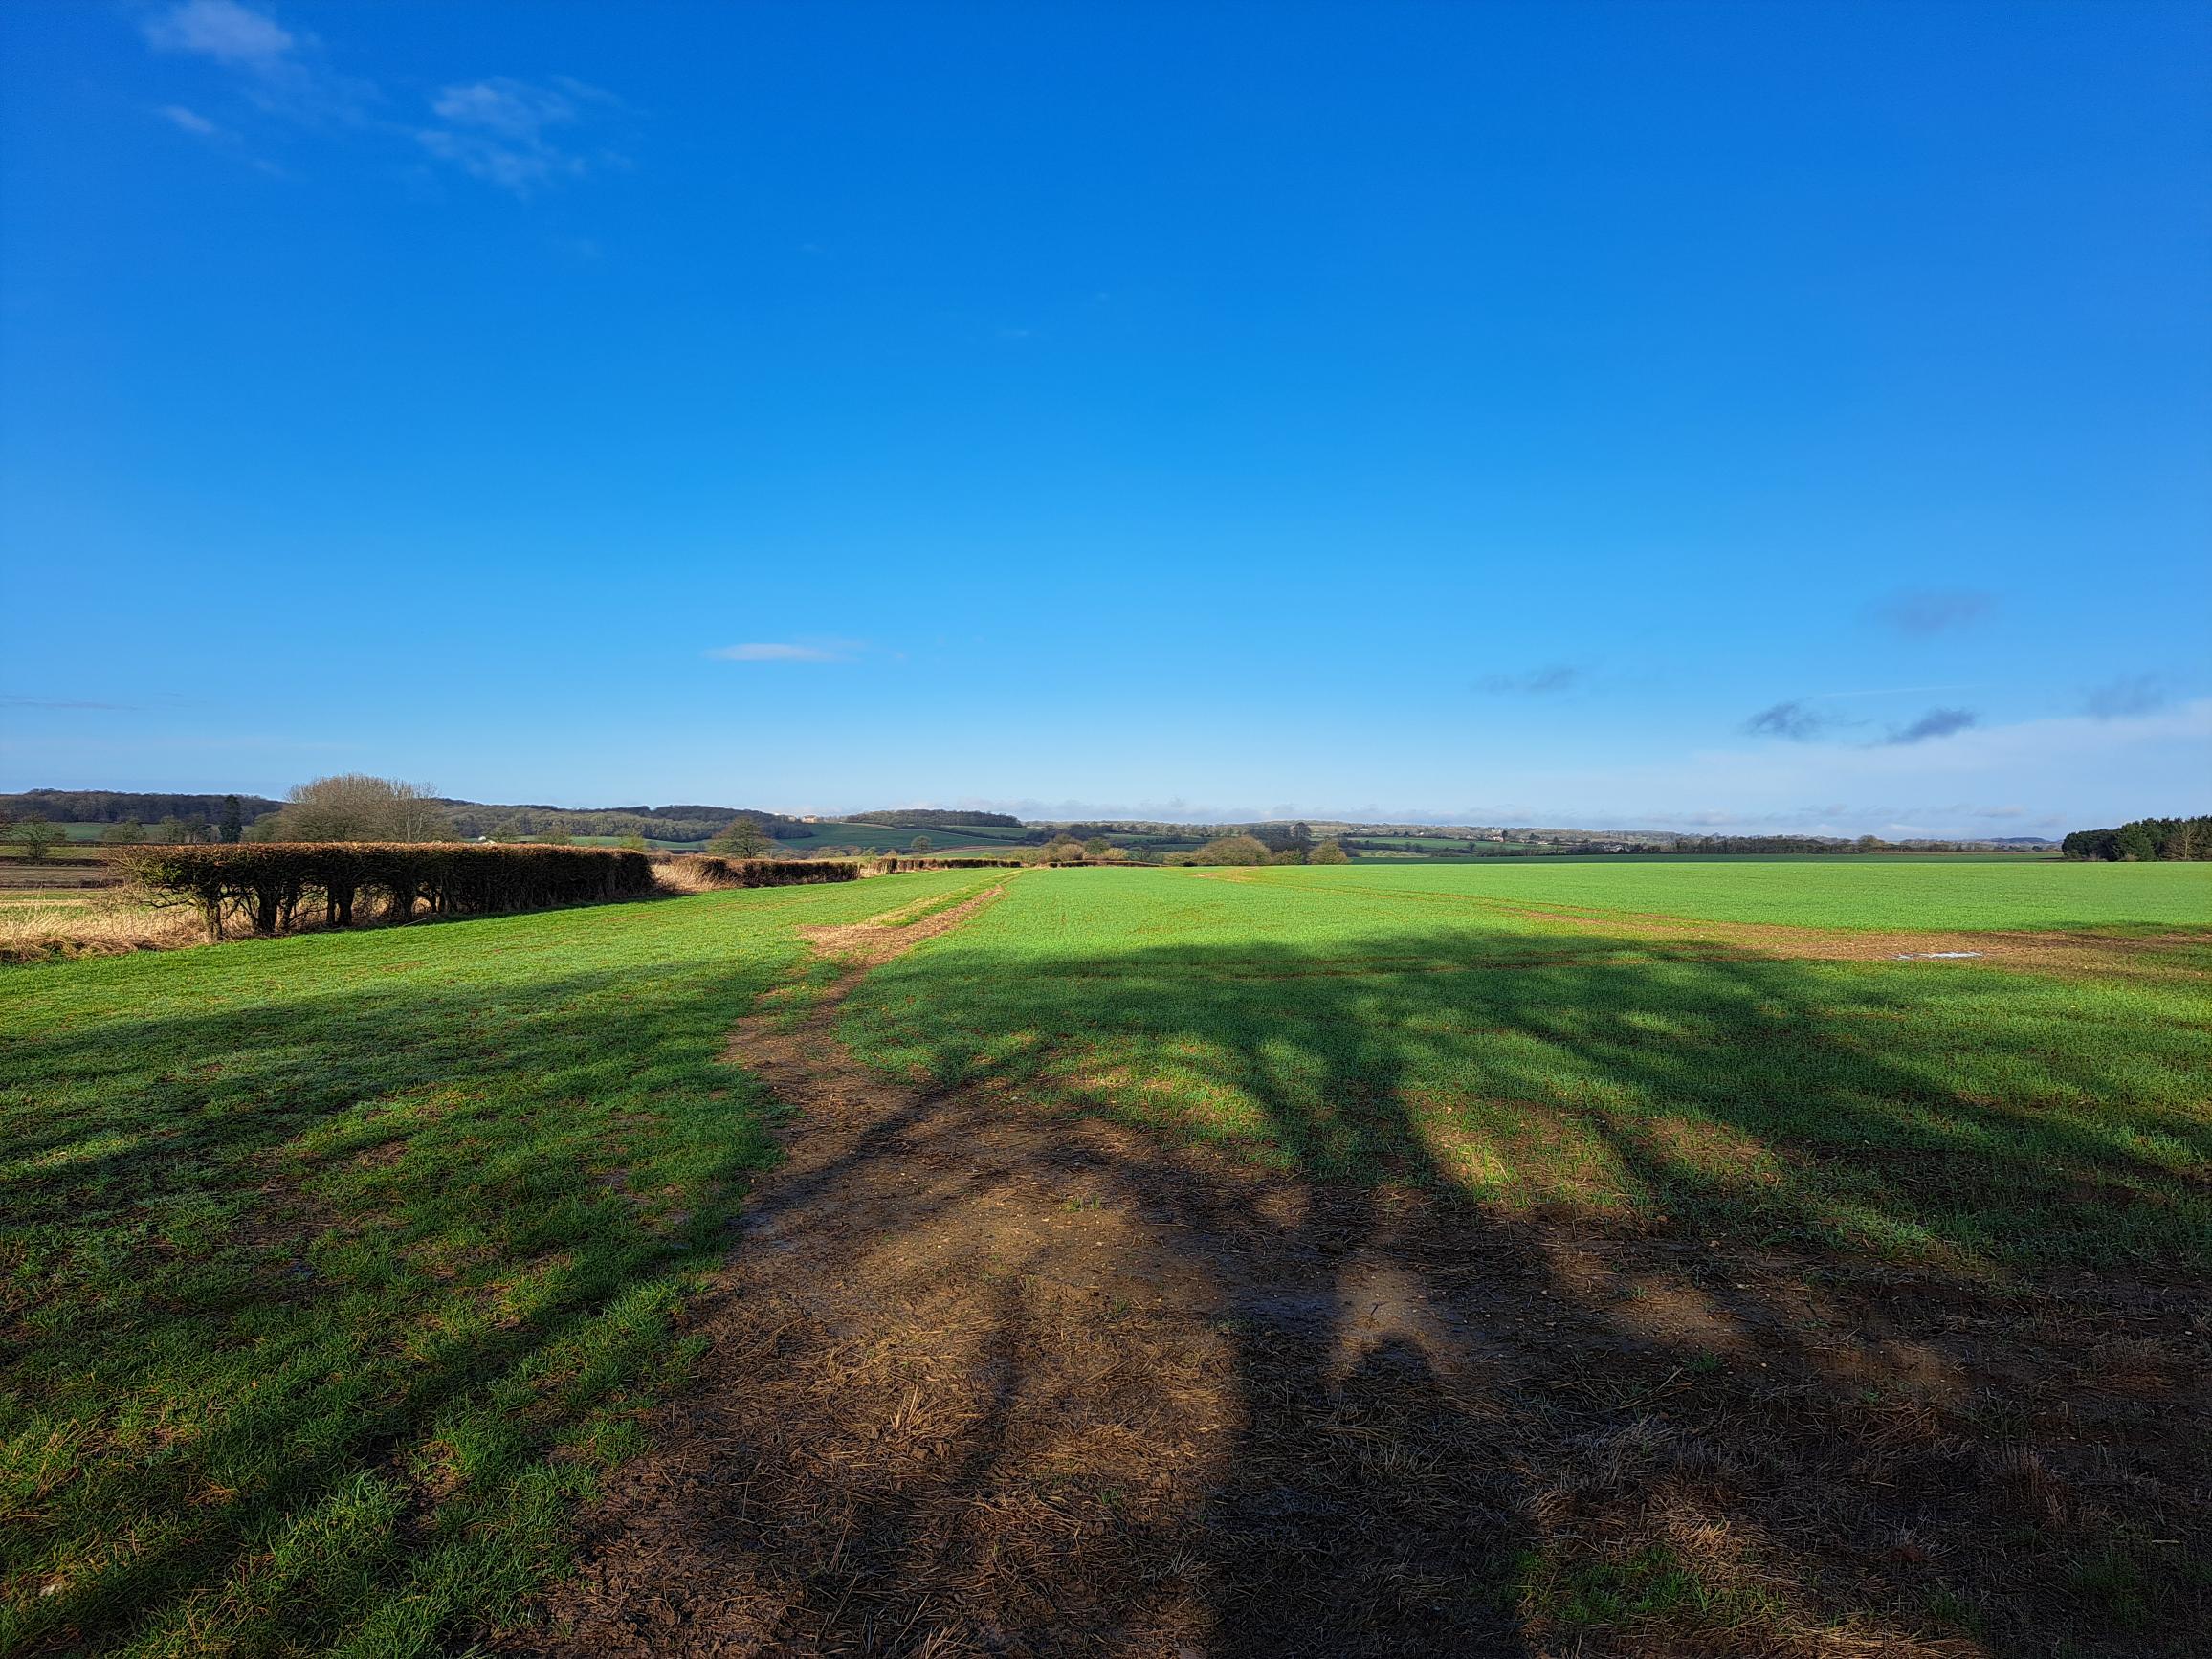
[1192,834,1272,866]
[113,843,655,940]
[7,816,61,863]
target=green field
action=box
[1253,856,2212,929]
[840,864,2211,1269]
[0,871,994,1654]
[5,859,2207,1652]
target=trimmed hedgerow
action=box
[113,843,655,939]
[666,855,862,889]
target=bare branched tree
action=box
[264,775,453,843]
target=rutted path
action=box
[520,881,1537,1656]
[515,879,2208,1658]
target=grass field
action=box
[0,872,994,1655]
[1257,856,2210,929]
[841,865,2211,1269]
[4,859,2207,1653]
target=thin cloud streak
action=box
[706,640,864,664]
[1475,664,1581,695]
[157,103,221,137]
[1809,682,1980,700]
[2,695,137,711]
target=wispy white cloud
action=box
[416,77,614,193]
[706,640,865,664]
[140,2,620,193]
[157,103,221,137]
[152,101,287,174]
[144,0,294,67]
[143,0,369,124]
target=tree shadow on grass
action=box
[7,916,2205,1655]
[813,925,2211,1655]
[0,959,793,1654]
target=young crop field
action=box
[4,860,2207,1655]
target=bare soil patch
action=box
[516,893,2210,1656]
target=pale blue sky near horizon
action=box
[3,0,2207,835]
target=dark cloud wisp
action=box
[1868,589,1996,637]
[2082,674,2165,720]
[1742,700,1833,741]
[1883,707,1978,745]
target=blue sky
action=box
[3,0,2206,835]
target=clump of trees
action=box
[255,775,453,843]
[1162,824,1351,867]
[1169,834,1273,867]
[2062,816,2211,861]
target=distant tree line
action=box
[1659,834,1993,855]
[1,787,817,847]
[0,788,280,825]
[2061,816,2211,861]
[1626,835,2027,855]
[847,808,1022,830]
[2,791,254,853]
[442,804,806,843]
